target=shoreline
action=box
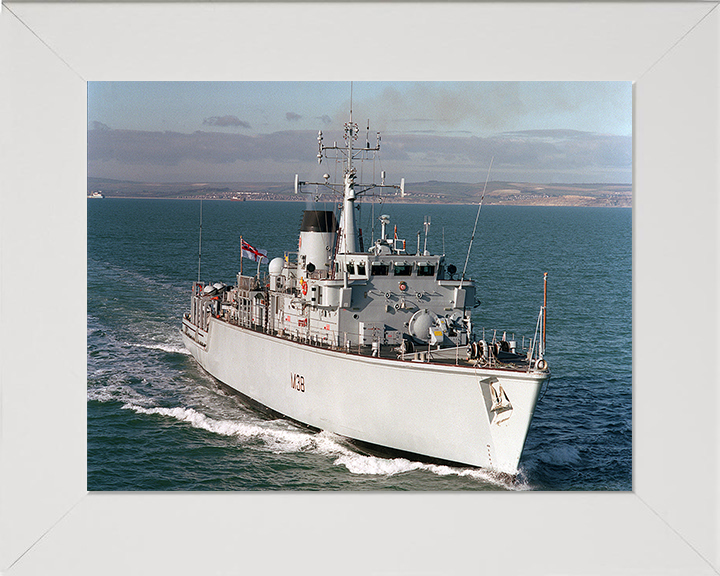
[87,178,632,208]
[88,195,632,208]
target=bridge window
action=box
[371,263,389,276]
[393,263,412,276]
[346,262,355,275]
[417,264,435,277]
[356,262,366,276]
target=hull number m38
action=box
[291,373,305,392]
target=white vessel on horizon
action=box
[181,110,550,476]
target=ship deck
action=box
[186,313,537,374]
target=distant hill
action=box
[407,180,631,207]
[87,177,631,207]
[87,177,294,199]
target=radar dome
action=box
[268,257,285,276]
[408,309,439,342]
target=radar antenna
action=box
[293,86,405,254]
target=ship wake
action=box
[87,312,529,490]
[113,398,527,490]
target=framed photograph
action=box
[85,79,632,492]
[1,2,718,575]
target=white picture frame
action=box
[1,2,718,574]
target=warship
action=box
[181,111,550,476]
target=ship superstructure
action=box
[181,111,550,476]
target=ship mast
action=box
[338,111,360,254]
[341,85,357,254]
[295,93,404,256]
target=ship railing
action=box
[284,251,300,265]
[466,327,542,369]
[476,328,526,350]
[306,269,332,281]
[525,305,546,371]
[219,314,539,368]
[393,238,407,253]
[237,275,263,292]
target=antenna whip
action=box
[460,156,493,282]
[197,199,203,283]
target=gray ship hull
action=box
[182,317,546,475]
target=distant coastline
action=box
[88,177,632,208]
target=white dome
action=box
[408,309,439,342]
[268,257,285,276]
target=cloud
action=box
[337,84,528,132]
[501,129,591,139]
[90,121,111,131]
[87,126,631,184]
[88,128,315,167]
[317,115,332,124]
[202,115,251,128]
[376,129,631,182]
[286,112,302,122]
[338,82,631,138]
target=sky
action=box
[87,81,632,185]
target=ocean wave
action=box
[91,382,537,491]
[539,445,582,466]
[123,403,311,446]
[118,402,524,489]
[88,257,187,298]
[129,342,192,355]
[87,382,155,407]
[332,451,526,489]
[89,311,185,359]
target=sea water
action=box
[88,199,631,491]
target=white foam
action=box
[331,452,521,489]
[130,342,191,355]
[334,453,423,476]
[124,404,272,439]
[121,403,323,454]
[116,402,527,490]
[306,434,524,489]
[87,382,154,407]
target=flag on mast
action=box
[241,239,267,263]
